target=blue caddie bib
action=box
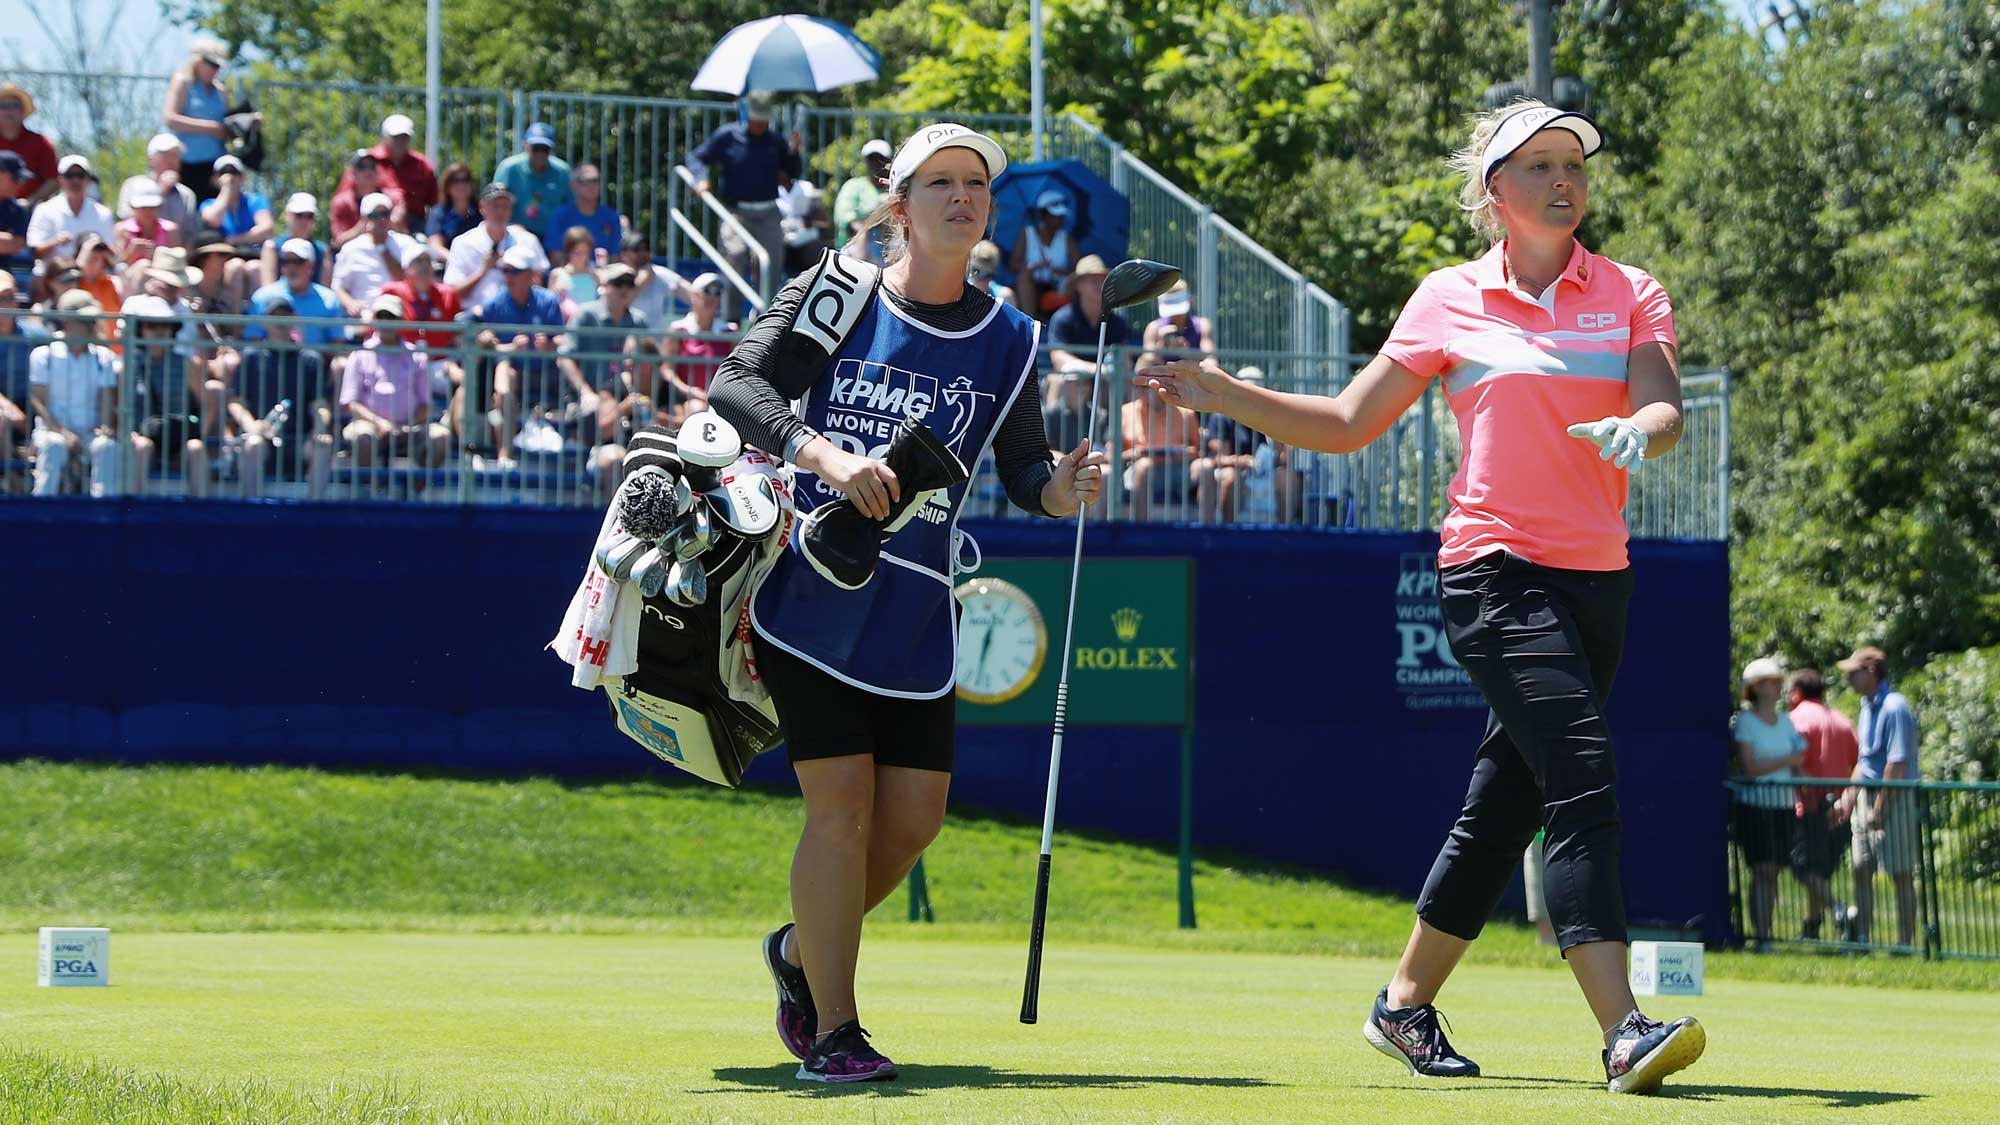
[751,293,1040,698]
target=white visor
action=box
[889,123,1008,191]
[1479,105,1603,185]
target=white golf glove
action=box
[1566,416,1647,471]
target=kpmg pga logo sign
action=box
[1393,554,1483,711]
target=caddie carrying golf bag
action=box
[601,418,794,787]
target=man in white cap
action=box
[339,292,451,493]
[118,134,198,245]
[197,154,274,252]
[662,270,736,408]
[688,90,799,316]
[446,182,545,313]
[833,137,891,256]
[331,149,398,248]
[374,113,437,220]
[27,155,115,263]
[472,242,566,464]
[261,192,329,288]
[114,181,179,276]
[332,191,420,316]
[248,237,346,347]
[27,289,123,495]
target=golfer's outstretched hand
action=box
[1566,416,1648,471]
[1133,356,1234,413]
[1042,439,1109,518]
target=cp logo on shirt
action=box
[1577,313,1619,329]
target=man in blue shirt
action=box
[493,122,574,246]
[1047,255,1131,373]
[474,242,566,464]
[687,90,798,318]
[544,163,622,262]
[1838,644,1922,948]
[248,238,347,346]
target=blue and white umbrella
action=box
[691,14,883,96]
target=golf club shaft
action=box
[1022,318,1110,1025]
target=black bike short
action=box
[755,636,956,773]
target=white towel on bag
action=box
[547,485,642,689]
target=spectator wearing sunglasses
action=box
[662,270,736,407]
[27,155,116,264]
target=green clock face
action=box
[954,578,1048,704]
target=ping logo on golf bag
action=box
[1393,553,1482,711]
[794,252,878,354]
[642,606,686,629]
[614,696,685,762]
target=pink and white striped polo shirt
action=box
[1380,239,1676,572]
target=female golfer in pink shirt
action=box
[1136,101,1706,1095]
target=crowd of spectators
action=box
[2,62,1311,520]
[1728,647,1922,949]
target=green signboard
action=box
[954,557,1191,726]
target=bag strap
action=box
[784,247,881,357]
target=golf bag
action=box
[606,425,794,787]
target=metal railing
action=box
[1727,777,2000,960]
[0,68,1348,360]
[670,165,769,315]
[4,309,1729,537]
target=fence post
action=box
[1197,212,1219,330]
[1918,785,1942,960]
[458,328,480,506]
[115,312,137,497]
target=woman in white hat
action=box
[1732,656,1806,947]
[1009,187,1077,315]
[709,122,1106,1083]
[1135,100,1704,1094]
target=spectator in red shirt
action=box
[0,82,59,205]
[329,150,398,249]
[376,240,464,413]
[334,115,437,234]
[1786,668,1860,941]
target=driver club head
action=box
[1100,259,1183,312]
[666,558,708,607]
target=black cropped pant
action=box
[1414,551,1634,953]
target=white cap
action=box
[861,138,892,160]
[146,132,182,157]
[381,113,417,137]
[1741,657,1785,685]
[398,240,433,269]
[1235,365,1264,383]
[120,294,176,319]
[359,192,394,216]
[1034,188,1069,216]
[129,181,165,208]
[500,243,542,272]
[57,154,90,175]
[285,191,318,215]
[689,272,723,294]
[370,293,406,317]
[213,153,245,175]
[889,123,1007,191]
[1157,283,1190,317]
[1479,104,1603,185]
[278,237,317,261]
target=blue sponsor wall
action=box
[0,500,1731,942]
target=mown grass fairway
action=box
[2,762,1993,1122]
[0,932,1986,1123]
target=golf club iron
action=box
[1022,259,1182,1026]
[633,547,671,598]
[595,533,652,582]
[665,558,708,607]
[667,505,718,562]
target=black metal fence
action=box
[1726,776,2000,960]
